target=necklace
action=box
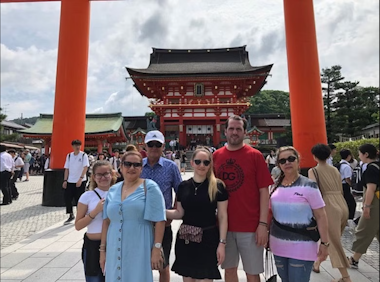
[192,178,205,195]
[282,175,299,187]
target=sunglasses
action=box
[194,159,211,166]
[147,142,162,148]
[278,156,297,165]
[123,161,143,168]
[94,172,112,179]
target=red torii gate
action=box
[1,0,327,202]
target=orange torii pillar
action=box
[43,0,90,206]
[283,0,327,171]
[1,0,91,206]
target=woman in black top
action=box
[349,144,379,270]
[180,151,187,175]
[167,146,228,281]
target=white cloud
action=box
[0,0,378,120]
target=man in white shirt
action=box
[8,149,24,200]
[265,150,277,173]
[338,149,357,227]
[327,144,337,166]
[62,139,90,224]
[0,145,14,205]
[108,149,121,172]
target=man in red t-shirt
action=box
[213,115,273,282]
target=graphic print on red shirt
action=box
[213,145,273,232]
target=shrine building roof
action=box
[20,113,126,136]
[126,45,272,77]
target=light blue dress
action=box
[103,179,166,282]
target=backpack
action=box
[351,165,364,194]
[334,162,350,172]
[67,152,86,163]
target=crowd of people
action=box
[0,147,50,205]
[1,114,379,282]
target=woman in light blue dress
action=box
[99,147,166,282]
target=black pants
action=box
[64,182,86,214]
[162,225,173,269]
[268,164,275,173]
[342,183,357,219]
[0,171,12,204]
[9,170,20,198]
[18,168,23,180]
[81,233,105,280]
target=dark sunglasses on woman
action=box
[147,142,163,148]
[123,161,143,168]
[194,159,211,166]
[278,156,297,165]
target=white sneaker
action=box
[347,219,356,230]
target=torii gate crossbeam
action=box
[1,0,327,206]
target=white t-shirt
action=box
[327,156,333,166]
[13,156,24,171]
[349,159,358,169]
[339,160,352,184]
[108,156,120,171]
[64,151,90,183]
[78,188,108,234]
[266,155,276,165]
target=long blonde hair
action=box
[192,146,225,202]
[88,160,116,190]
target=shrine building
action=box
[20,113,128,153]
[126,46,273,148]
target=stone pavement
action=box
[1,173,379,281]
[0,176,67,250]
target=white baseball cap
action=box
[144,130,165,144]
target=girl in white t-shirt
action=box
[75,160,116,282]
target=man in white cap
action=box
[141,130,182,282]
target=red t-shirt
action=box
[213,145,273,232]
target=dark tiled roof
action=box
[362,123,379,130]
[127,46,273,76]
[1,120,27,130]
[257,119,290,127]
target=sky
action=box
[1,0,379,120]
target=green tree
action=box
[0,108,7,133]
[145,112,155,117]
[245,90,292,145]
[333,83,379,137]
[246,90,290,114]
[320,65,344,143]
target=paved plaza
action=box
[0,174,379,281]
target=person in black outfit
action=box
[167,146,228,281]
[349,143,379,269]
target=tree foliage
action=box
[11,116,38,125]
[320,65,344,142]
[246,90,290,114]
[332,138,379,163]
[321,65,379,141]
[0,108,7,133]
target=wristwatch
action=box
[154,243,162,249]
[219,239,227,244]
[320,241,330,247]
